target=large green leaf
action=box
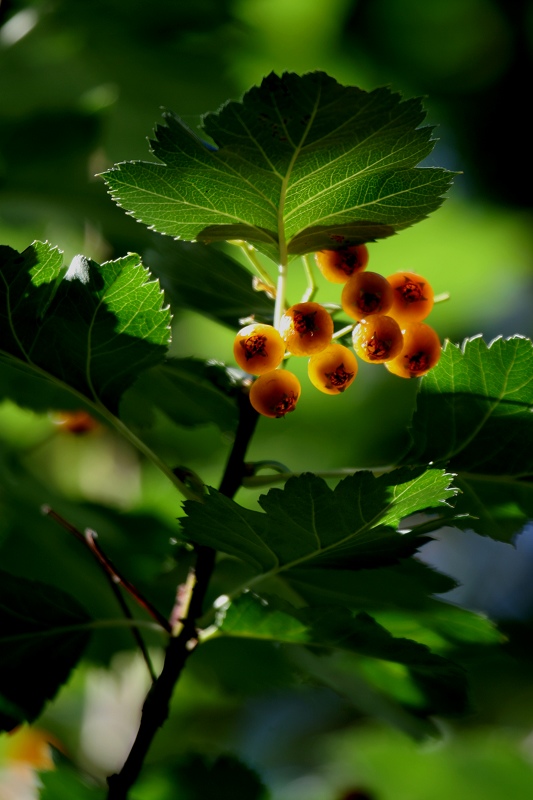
[404,336,533,542]
[287,559,457,610]
[286,561,502,648]
[180,468,456,575]
[0,242,171,413]
[218,595,468,716]
[406,336,533,474]
[102,72,454,263]
[0,570,92,732]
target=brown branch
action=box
[42,506,171,634]
[106,389,259,799]
[42,507,163,681]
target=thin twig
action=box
[42,507,164,681]
[42,506,172,633]
[106,388,259,799]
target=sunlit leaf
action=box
[0,242,171,413]
[102,72,454,263]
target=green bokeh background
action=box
[1,1,533,798]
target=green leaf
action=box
[121,357,240,434]
[0,570,92,732]
[287,561,502,648]
[0,242,171,413]
[372,605,504,649]
[406,336,533,475]
[39,763,106,799]
[102,72,454,263]
[147,240,274,327]
[403,337,533,541]
[180,468,457,575]
[287,559,457,610]
[452,474,533,543]
[218,595,468,716]
[294,648,436,739]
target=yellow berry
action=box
[341,271,393,321]
[352,315,404,363]
[387,271,434,324]
[308,343,358,395]
[249,370,301,417]
[233,323,286,375]
[315,245,369,284]
[279,301,334,356]
[385,322,441,378]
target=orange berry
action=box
[385,322,441,378]
[279,301,334,356]
[233,323,286,375]
[308,343,358,395]
[387,271,434,324]
[5,726,58,770]
[341,271,393,321]
[249,370,301,418]
[315,245,369,284]
[52,410,100,434]
[352,315,404,363]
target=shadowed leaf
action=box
[0,570,92,732]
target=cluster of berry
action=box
[233,245,441,418]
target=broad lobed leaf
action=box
[406,336,533,475]
[218,594,469,716]
[405,336,533,542]
[102,72,454,263]
[180,468,456,575]
[0,242,171,413]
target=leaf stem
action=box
[242,465,394,488]
[43,506,173,633]
[273,259,288,330]
[234,241,276,295]
[434,292,450,304]
[301,254,317,302]
[332,322,355,341]
[94,403,204,502]
[42,506,167,681]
